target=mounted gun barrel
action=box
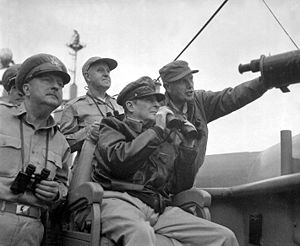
[238,50,300,92]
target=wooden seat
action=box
[60,138,211,246]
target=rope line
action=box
[156,0,229,82]
[173,0,229,61]
[261,0,299,49]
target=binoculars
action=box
[10,164,50,195]
[238,49,300,92]
[166,114,199,139]
[106,110,124,121]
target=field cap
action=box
[82,56,117,77]
[1,64,21,92]
[16,53,70,92]
[117,76,165,106]
[159,60,198,83]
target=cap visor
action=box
[92,58,118,71]
[32,65,70,84]
[168,69,199,82]
[136,92,165,102]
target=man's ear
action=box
[125,100,135,113]
[84,72,90,83]
[22,83,30,96]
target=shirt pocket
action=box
[43,149,62,180]
[0,135,22,177]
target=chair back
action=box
[69,139,96,191]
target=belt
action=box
[0,200,42,219]
[127,191,172,214]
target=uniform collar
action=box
[13,103,59,133]
[86,92,110,105]
[165,93,188,115]
[0,99,18,108]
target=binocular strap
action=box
[19,118,50,171]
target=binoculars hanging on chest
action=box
[10,164,50,194]
[106,110,124,121]
[238,49,300,92]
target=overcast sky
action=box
[1,0,300,154]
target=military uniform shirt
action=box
[0,103,71,209]
[60,93,123,152]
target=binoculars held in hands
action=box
[166,114,200,139]
[10,164,50,194]
[238,49,300,92]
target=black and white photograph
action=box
[1,0,300,245]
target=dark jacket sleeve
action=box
[198,77,268,123]
[96,118,164,177]
[173,144,198,194]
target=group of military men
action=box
[0,52,276,246]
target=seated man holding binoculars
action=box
[0,53,71,246]
[90,76,239,246]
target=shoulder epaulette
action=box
[0,100,18,108]
[64,95,87,106]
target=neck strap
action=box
[19,118,50,171]
[87,93,116,116]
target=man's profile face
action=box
[130,95,160,123]
[87,62,111,91]
[166,74,194,104]
[25,73,63,109]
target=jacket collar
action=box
[124,116,155,134]
[124,116,144,133]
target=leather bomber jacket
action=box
[92,116,198,199]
